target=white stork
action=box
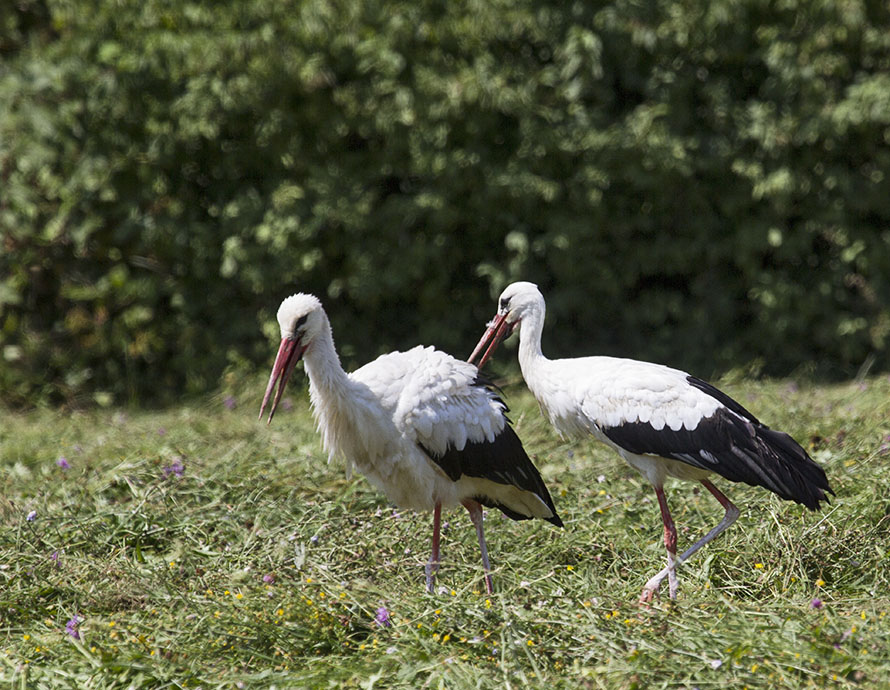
[259,293,562,594]
[469,281,833,602]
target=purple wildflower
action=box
[224,395,237,410]
[375,606,392,627]
[811,598,823,609]
[65,615,80,639]
[56,456,71,470]
[157,427,167,436]
[263,573,275,584]
[51,551,60,568]
[310,534,319,544]
[26,510,36,522]
[162,458,185,478]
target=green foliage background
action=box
[2,0,889,405]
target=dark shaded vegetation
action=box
[2,0,889,406]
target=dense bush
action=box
[2,0,889,406]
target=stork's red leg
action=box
[641,479,741,603]
[425,502,442,593]
[640,485,679,603]
[700,479,738,514]
[462,499,494,594]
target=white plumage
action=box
[260,293,562,593]
[529,356,722,437]
[469,281,833,602]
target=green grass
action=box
[2,374,889,688]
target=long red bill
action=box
[258,337,305,424]
[467,313,514,369]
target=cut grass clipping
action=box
[2,376,889,688]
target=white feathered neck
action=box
[296,306,389,472]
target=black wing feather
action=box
[420,424,562,527]
[686,376,762,424]
[602,377,833,510]
[419,377,562,527]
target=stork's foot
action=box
[642,486,681,605]
[639,569,679,605]
[639,580,661,606]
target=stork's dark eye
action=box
[294,314,308,331]
[499,297,511,311]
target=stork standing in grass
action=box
[469,281,832,602]
[259,293,562,594]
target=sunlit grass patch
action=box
[2,376,889,687]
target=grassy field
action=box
[2,372,889,688]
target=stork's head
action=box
[259,293,325,423]
[468,281,544,369]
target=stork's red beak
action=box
[468,313,516,369]
[259,336,306,423]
